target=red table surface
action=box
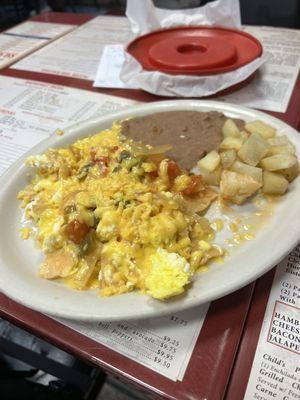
[0,12,299,400]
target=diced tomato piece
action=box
[148,169,159,178]
[181,175,202,196]
[167,160,181,181]
[65,219,90,244]
[100,165,108,176]
[90,149,97,161]
[90,150,109,165]
[95,156,109,165]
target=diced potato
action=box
[282,141,296,154]
[222,119,241,138]
[230,160,263,183]
[262,171,288,195]
[200,167,222,186]
[198,150,220,172]
[277,162,299,182]
[268,135,295,149]
[219,136,244,151]
[245,120,276,139]
[240,130,250,142]
[260,154,297,171]
[266,145,296,156]
[220,149,236,168]
[238,132,270,166]
[220,170,262,204]
[267,136,296,155]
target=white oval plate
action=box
[0,100,299,321]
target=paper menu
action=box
[219,26,300,113]
[4,21,75,39]
[0,75,136,174]
[58,304,209,382]
[12,16,132,81]
[243,245,300,400]
[0,21,76,69]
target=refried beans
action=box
[121,111,244,170]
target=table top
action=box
[0,12,299,400]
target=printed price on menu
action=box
[59,304,209,381]
[96,321,179,371]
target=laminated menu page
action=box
[12,16,132,80]
[0,75,137,174]
[220,26,300,113]
[226,245,300,400]
[56,304,209,382]
[0,21,76,69]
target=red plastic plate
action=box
[126,26,263,76]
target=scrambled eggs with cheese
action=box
[18,122,222,300]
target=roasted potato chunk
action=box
[260,154,297,171]
[238,132,270,166]
[220,149,236,169]
[230,160,263,183]
[220,137,244,151]
[277,162,299,182]
[220,170,262,204]
[198,150,220,172]
[222,119,241,138]
[240,130,250,142]
[267,145,296,156]
[245,120,276,139]
[200,167,222,186]
[262,171,288,195]
[268,135,295,149]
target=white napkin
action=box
[126,0,242,34]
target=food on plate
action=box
[198,118,299,203]
[18,121,222,300]
[18,110,299,301]
[121,111,244,169]
[262,171,288,195]
[220,170,262,205]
